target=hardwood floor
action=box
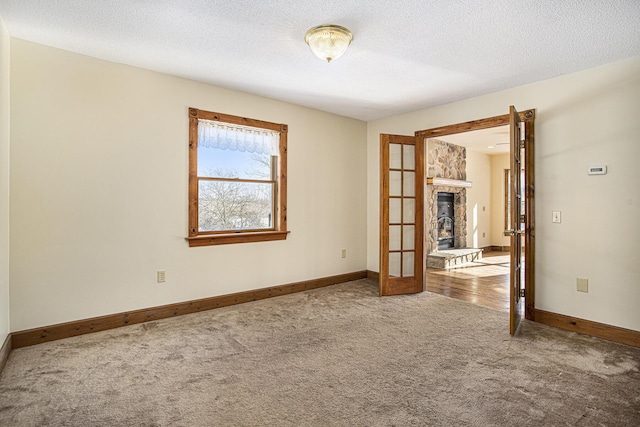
[425,251,510,310]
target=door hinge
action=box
[504,229,525,236]
[520,288,525,298]
[520,214,526,224]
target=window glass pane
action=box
[403,226,415,250]
[403,145,415,170]
[198,181,274,232]
[389,253,401,277]
[403,171,415,196]
[402,252,415,277]
[390,171,402,196]
[198,146,272,180]
[389,143,402,169]
[403,198,415,223]
[389,198,401,223]
[389,225,401,251]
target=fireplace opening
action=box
[437,192,455,250]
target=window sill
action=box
[186,231,289,247]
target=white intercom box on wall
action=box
[587,166,607,175]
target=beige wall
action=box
[465,150,491,248]
[6,36,640,335]
[9,39,368,331]
[0,17,9,343]
[368,56,640,331]
[490,154,510,247]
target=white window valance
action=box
[198,119,279,156]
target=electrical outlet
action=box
[157,271,166,283]
[482,232,486,238]
[341,248,347,259]
[577,277,588,293]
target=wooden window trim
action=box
[186,231,289,247]
[186,108,288,247]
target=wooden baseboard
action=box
[12,271,368,349]
[366,270,379,282]
[485,245,509,252]
[0,334,11,375]
[535,309,640,348]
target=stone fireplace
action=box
[425,138,470,254]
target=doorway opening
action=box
[414,109,535,326]
[425,125,513,310]
[379,107,535,333]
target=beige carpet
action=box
[1,279,639,426]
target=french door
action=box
[379,107,536,335]
[507,106,525,334]
[379,134,425,296]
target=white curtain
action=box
[198,119,279,156]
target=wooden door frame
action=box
[415,109,536,321]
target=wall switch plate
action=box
[157,271,166,283]
[552,211,561,223]
[341,249,347,259]
[577,277,588,293]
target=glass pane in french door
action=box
[403,198,415,223]
[389,171,402,197]
[402,252,415,277]
[389,252,401,277]
[403,225,415,250]
[390,198,402,223]
[389,225,401,251]
[389,143,402,169]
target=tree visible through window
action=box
[186,108,288,247]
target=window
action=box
[186,108,288,247]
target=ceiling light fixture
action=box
[304,24,353,63]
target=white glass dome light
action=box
[304,25,353,63]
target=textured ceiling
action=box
[1,0,639,121]
[439,126,510,156]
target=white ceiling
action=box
[1,1,639,121]
[438,126,510,155]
